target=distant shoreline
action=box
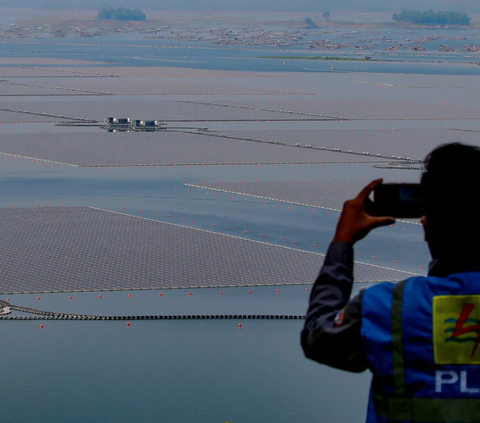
[258,56,480,66]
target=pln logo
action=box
[433,296,480,364]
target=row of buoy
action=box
[40,321,269,329]
[8,287,314,303]
[2,314,306,321]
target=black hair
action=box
[421,142,480,259]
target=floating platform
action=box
[0,206,416,294]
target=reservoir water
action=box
[0,26,464,423]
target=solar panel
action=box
[0,100,314,122]
[185,180,421,225]
[15,77,287,96]
[0,206,416,294]
[214,129,480,160]
[0,132,385,166]
[215,99,479,120]
[0,109,68,123]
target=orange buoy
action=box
[238,323,242,328]
[394,260,397,263]
[127,322,130,327]
[128,294,131,298]
[40,324,44,329]
[276,289,279,293]
[36,297,40,300]
[159,293,162,297]
[248,290,252,294]
[306,288,309,292]
[219,291,223,295]
[98,295,102,299]
[68,296,72,300]
[189,292,192,296]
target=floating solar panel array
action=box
[187,180,369,211]
[0,100,311,122]
[214,99,479,120]
[0,58,105,66]
[0,82,65,97]
[186,180,420,223]
[15,78,288,96]
[216,129,480,161]
[64,67,286,78]
[0,206,416,294]
[0,67,109,78]
[0,109,70,123]
[0,132,385,166]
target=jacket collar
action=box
[428,258,480,277]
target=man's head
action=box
[421,143,480,261]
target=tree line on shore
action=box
[96,8,146,21]
[392,10,470,26]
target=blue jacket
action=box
[362,273,480,422]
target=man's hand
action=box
[332,179,395,245]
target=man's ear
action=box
[421,215,429,242]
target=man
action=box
[301,143,480,422]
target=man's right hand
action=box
[332,179,395,245]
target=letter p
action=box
[436,371,458,393]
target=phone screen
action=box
[372,183,422,218]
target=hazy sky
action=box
[2,0,478,12]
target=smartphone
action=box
[371,183,422,218]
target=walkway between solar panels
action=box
[0,300,304,321]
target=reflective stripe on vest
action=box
[373,280,480,422]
